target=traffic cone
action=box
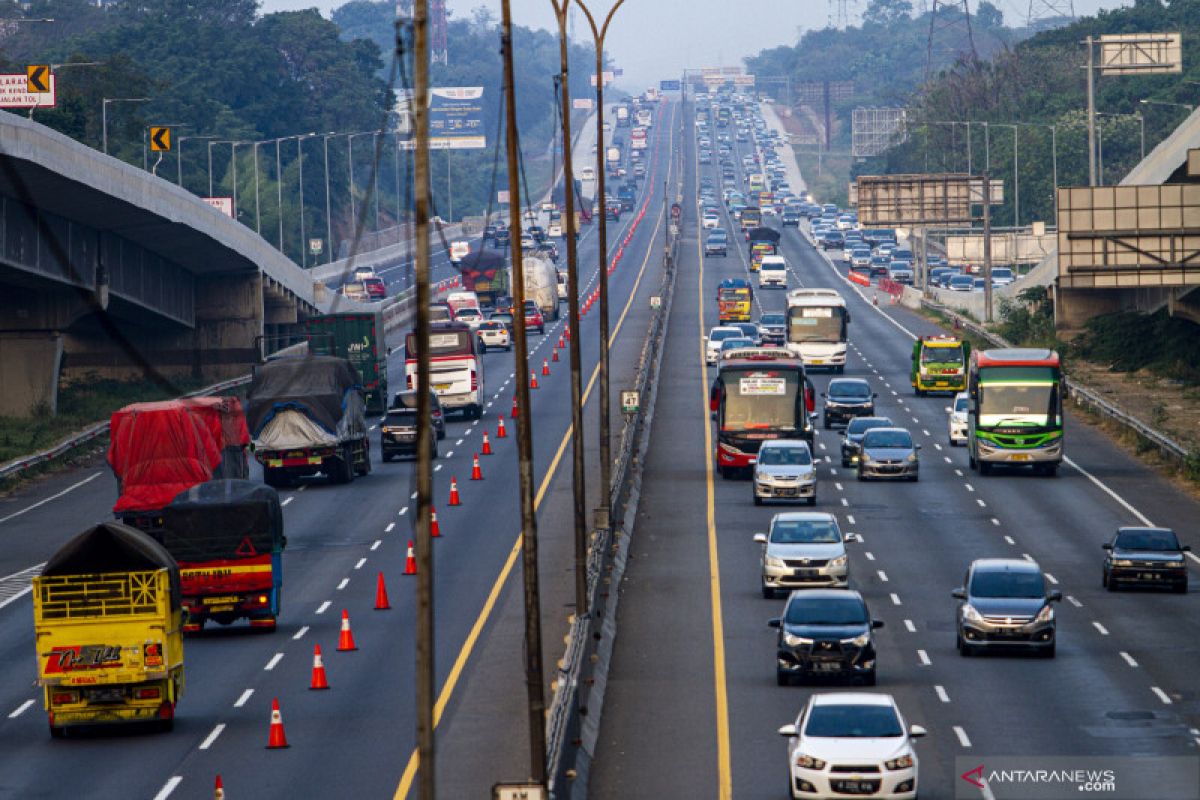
[374,572,391,610]
[471,454,483,481]
[530,371,539,390]
[565,326,571,341]
[404,540,417,574]
[448,476,461,506]
[431,508,441,538]
[542,358,550,376]
[558,334,565,348]
[481,431,493,455]
[214,776,225,800]
[497,416,508,438]
[511,395,519,418]
[337,609,358,652]
[266,698,289,749]
[309,644,330,689]
[552,348,559,363]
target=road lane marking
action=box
[934,443,942,450]
[455,439,463,446]
[904,619,917,633]
[281,496,294,506]
[337,579,350,590]
[1152,686,1173,705]
[1044,572,1058,584]
[316,601,331,614]
[991,518,1001,526]
[954,726,972,747]
[371,540,382,551]
[890,593,902,605]
[1063,456,1153,526]
[151,777,183,800]
[846,514,856,525]
[400,507,409,516]
[0,472,102,525]
[1120,651,1139,668]
[834,482,844,491]
[354,558,367,570]
[954,469,963,477]
[386,523,396,533]
[1093,621,1109,636]
[841,498,849,506]
[877,570,889,582]
[1067,595,1083,608]
[976,499,987,507]
[264,653,284,671]
[964,483,974,492]
[943,457,952,463]
[935,685,950,703]
[199,723,225,750]
[8,699,34,719]
[1004,536,1015,545]
[864,552,875,561]
[1022,553,1034,562]
[234,689,254,708]
[918,650,931,666]
[293,626,309,641]
[434,464,442,472]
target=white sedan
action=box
[476,320,511,352]
[779,693,924,800]
[702,212,721,229]
[453,308,484,330]
[947,391,969,446]
[704,326,744,365]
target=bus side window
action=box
[709,381,720,419]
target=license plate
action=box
[832,780,877,794]
[812,661,842,672]
[203,596,242,605]
[1010,453,1032,462]
[433,383,451,391]
[1138,572,1161,580]
[206,604,236,613]
[777,488,797,496]
[793,568,819,578]
[810,359,824,364]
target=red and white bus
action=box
[405,322,485,419]
[709,348,816,478]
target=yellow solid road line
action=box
[393,101,676,800]
[693,115,734,799]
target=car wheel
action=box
[761,584,775,600]
[1041,643,1056,659]
[856,468,865,482]
[915,388,925,397]
[437,426,446,440]
[776,668,790,687]
[841,459,850,468]
[835,365,844,374]
[968,451,977,469]
[823,416,831,429]
[957,634,973,657]
[753,494,763,506]
[861,670,877,687]
[1102,570,1111,590]
[1173,581,1188,594]
[979,461,993,476]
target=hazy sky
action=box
[261,0,1130,91]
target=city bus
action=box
[709,348,816,479]
[967,348,1064,476]
[404,322,485,419]
[785,288,850,372]
[717,278,753,323]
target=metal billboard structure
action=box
[1098,33,1183,75]
[854,174,1001,226]
[852,107,907,158]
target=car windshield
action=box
[830,381,871,399]
[970,569,1045,599]
[954,396,969,413]
[785,597,865,626]
[846,418,891,436]
[1115,530,1180,551]
[862,431,912,449]
[721,338,755,351]
[710,329,739,342]
[804,705,903,738]
[771,519,840,544]
[760,314,784,327]
[759,446,812,466]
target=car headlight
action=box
[860,453,874,464]
[1166,561,1187,569]
[906,452,918,462]
[842,632,870,647]
[783,632,813,647]
[885,755,914,771]
[1035,605,1054,623]
[765,555,787,569]
[1111,559,1134,567]
[829,554,848,568]
[961,603,983,623]
[796,754,827,770]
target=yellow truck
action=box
[33,522,185,737]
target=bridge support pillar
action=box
[0,332,64,416]
[189,272,264,379]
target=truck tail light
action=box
[406,374,413,389]
[470,370,478,392]
[51,692,77,705]
[134,687,161,700]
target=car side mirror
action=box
[754,533,768,544]
[871,619,884,629]
[951,588,966,600]
[1101,543,1113,550]
[844,533,858,543]
[915,444,922,450]
[944,407,952,413]
[909,725,928,739]
[1048,590,1063,603]
[767,618,781,629]
[819,392,826,398]
[778,723,798,737]
[1182,545,1192,552]
[702,336,708,342]
[872,393,879,399]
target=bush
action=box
[1074,310,1200,385]
[996,286,1061,349]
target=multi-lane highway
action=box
[591,97,1200,799]
[0,101,680,799]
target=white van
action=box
[759,255,787,289]
[556,270,568,302]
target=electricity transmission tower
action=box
[1026,0,1075,29]
[431,0,448,65]
[926,0,977,83]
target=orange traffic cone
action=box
[471,454,483,481]
[431,508,441,538]
[565,326,571,341]
[552,348,559,363]
[511,395,519,418]
[542,358,550,376]
[215,775,225,800]
[558,334,565,348]
[266,698,289,749]
[481,431,493,455]
[404,540,417,574]
[337,609,358,652]
[310,644,330,689]
[530,371,539,390]
[448,476,461,506]
[497,416,508,438]
[374,572,391,610]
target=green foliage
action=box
[1074,310,1200,386]
[996,285,1060,348]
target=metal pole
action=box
[983,122,990,172]
[920,226,929,290]
[208,141,215,197]
[1012,125,1019,228]
[348,134,356,241]
[500,0,546,784]
[1098,120,1104,186]
[1050,125,1058,218]
[298,137,307,268]
[374,133,382,233]
[231,142,239,222]
[102,99,108,154]
[395,134,403,241]
[1139,114,1145,160]
[447,150,453,222]
[982,173,993,323]
[276,139,285,251]
[253,142,262,234]
[143,128,147,171]
[551,0,589,621]
[325,136,334,264]
[408,4,436,798]
[965,121,972,174]
[1086,36,1097,186]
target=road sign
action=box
[203,197,234,217]
[309,238,324,256]
[589,71,615,87]
[0,73,56,108]
[26,65,50,93]
[650,295,662,309]
[497,190,511,204]
[493,784,546,800]
[854,174,1001,226]
[149,126,172,152]
[671,203,682,220]
[621,390,640,414]
[397,87,487,150]
[1098,33,1182,75]
[659,79,681,91]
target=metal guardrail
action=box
[921,299,1191,463]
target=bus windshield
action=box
[788,307,846,344]
[921,345,964,365]
[977,368,1059,424]
[719,287,751,301]
[405,329,474,359]
[721,368,801,432]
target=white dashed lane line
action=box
[281,497,295,507]
[1067,595,1083,608]
[8,699,35,719]
[386,522,395,532]
[1093,621,1110,636]
[234,689,254,707]
[954,726,972,748]
[889,593,902,606]
[371,540,382,551]
[1004,536,1016,545]
[904,619,917,633]
[316,601,331,614]
[354,558,366,570]
[151,777,183,800]
[876,570,889,582]
[1044,572,1058,585]
[199,723,225,750]
[1151,687,1173,705]
[264,653,284,671]
[935,685,951,703]
[918,649,931,666]
[1120,651,1139,668]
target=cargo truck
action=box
[456,250,509,308]
[523,255,560,321]
[33,523,185,736]
[159,479,285,633]
[303,311,388,414]
[615,105,630,127]
[248,355,370,487]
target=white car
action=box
[476,320,512,352]
[548,224,563,238]
[352,267,377,282]
[947,391,969,446]
[453,308,484,330]
[752,440,816,506]
[702,211,720,229]
[704,326,744,365]
[778,693,925,800]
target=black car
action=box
[380,391,445,461]
[822,378,877,428]
[820,230,845,250]
[768,589,883,686]
[954,558,1061,658]
[781,208,802,227]
[482,224,498,244]
[758,312,786,345]
[840,416,894,467]
[1103,527,1190,593]
[494,228,510,247]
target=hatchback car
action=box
[822,379,877,428]
[946,392,969,446]
[523,301,545,335]
[857,428,920,481]
[778,693,924,799]
[1102,527,1190,593]
[753,440,817,506]
[840,416,894,468]
[705,326,745,365]
[768,591,882,685]
[380,404,440,461]
[476,320,512,352]
[453,307,484,329]
[954,558,1061,657]
[753,512,852,597]
[719,337,757,359]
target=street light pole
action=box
[325,134,334,264]
[576,0,626,536]
[253,141,262,234]
[276,139,285,251]
[177,134,215,190]
[298,136,308,268]
[101,97,149,155]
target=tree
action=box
[862,0,913,27]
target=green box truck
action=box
[303,311,388,414]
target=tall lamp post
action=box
[177,134,216,190]
[102,97,149,155]
[575,0,626,535]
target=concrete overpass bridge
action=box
[0,113,349,416]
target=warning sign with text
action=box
[0,73,56,108]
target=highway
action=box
[0,101,680,798]
[590,98,1200,799]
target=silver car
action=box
[753,512,855,598]
[753,440,817,506]
[946,392,969,446]
[857,428,920,481]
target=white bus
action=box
[785,288,850,372]
[405,322,485,419]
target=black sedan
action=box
[1103,527,1190,593]
[840,416,894,468]
[822,378,877,428]
[768,589,882,686]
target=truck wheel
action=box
[49,724,65,739]
[263,466,285,488]
[355,441,371,476]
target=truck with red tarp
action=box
[107,398,250,533]
[157,479,285,633]
[455,249,509,308]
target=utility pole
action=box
[551,0,589,618]
[1085,36,1097,186]
[982,173,994,323]
[408,1,436,798]
[501,0,546,786]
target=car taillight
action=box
[134,687,161,700]
[470,370,478,391]
[51,692,77,705]
[406,374,413,389]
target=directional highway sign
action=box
[0,73,56,108]
[26,65,50,93]
[149,126,172,152]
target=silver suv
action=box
[753,440,817,506]
[754,512,856,598]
